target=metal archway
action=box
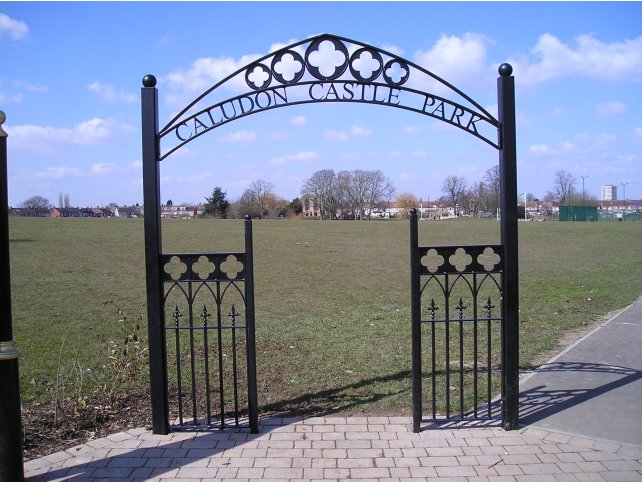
[141,34,518,434]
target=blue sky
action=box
[2,2,641,207]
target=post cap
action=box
[142,75,157,87]
[0,110,7,138]
[498,63,513,77]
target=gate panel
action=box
[411,211,503,431]
[158,219,258,432]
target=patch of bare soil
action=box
[21,389,151,461]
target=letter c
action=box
[176,122,193,142]
[309,82,325,101]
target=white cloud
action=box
[403,126,420,136]
[349,125,372,137]
[413,33,493,90]
[0,13,28,41]
[291,115,307,127]
[511,33,642,86]
[595,101,628,117]
[530,144,555,156]
[269,151,317,165]
[163,53,261,108]
[88,82,136,104]
[324,125,372,141]
[10,118,134,154]
[89,163,120,175]
[0,78,47,104]
[35,166,82,179]
[411,151,428,158]
[268,129,290,140]
[635,127,642,140]
[0,91,21,104]
[217,130,257,144]
[325,129,349,141]
[551,107,566,118]
[381,44,404,56]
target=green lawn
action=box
[9,217,642,417]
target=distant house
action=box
[117,205,143,218]
[10,208,50,217]
[161,204,199,219]
[50,207,82,218]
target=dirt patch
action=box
[22,389,151,461]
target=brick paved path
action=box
[25,416,642,481]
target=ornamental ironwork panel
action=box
[161,252,252,431]
[413,241,504,425]
[158,34,500,160]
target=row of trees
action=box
[433,165,501,218]
[544,170,597,205]
[300,169,395,220]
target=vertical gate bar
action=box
[0,110,25,482]
[473,274,479,418]
[409,209,421,432]
[498,64,520,430]
[245,215,259,433]
[231,306,240,425]
[216,281,225,428]
[445,274,450,419]
[459,298,464,419]
[202,305,212,426]
[431,310,436,420]
[487,297,493,418]
[173,306,184,426]
[188,274,197,425]
[141,76,169,434]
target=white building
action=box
[601,185,617,201]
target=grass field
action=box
[9,216,642,419]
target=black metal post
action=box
[244,215,259,433]
[497,64,519,430]
[141,75,170,434]
[0,111,25,481]
[409,208,422,432]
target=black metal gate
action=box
[160,218,258,431]
[142,34,519,435]
[410,210,503,430]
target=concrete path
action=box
[24,296,642,481]
[520,295,642,446]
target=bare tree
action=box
[339,170,369,220]
[395,192,419,219]
[364,170,395,220]
[441,175,467,215]
[237,189,258,218]
[250,179,275,219]
[301,169,338,220]
[551,170,577,205]
[484,165,500,213]
[20,195,51,210]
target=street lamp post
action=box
[621,182,628,220]
[581,176,588,206]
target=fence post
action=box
[409,208,422,433]
[0,110,25,481]
[497,64,520,430]
[141,76,170,434]
[244,215,259,433]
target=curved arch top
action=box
[153,34,502,160]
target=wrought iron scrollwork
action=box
[243,36,410,90]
